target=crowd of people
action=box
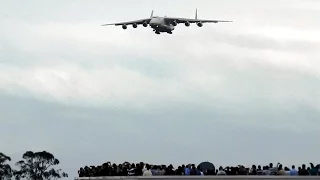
[78,162,320,177]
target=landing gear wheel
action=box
[167,31,172,34]
[155,31,160,34]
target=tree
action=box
[0,153,13,180]
[14,151,68,180]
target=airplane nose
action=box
[149,22,157,28]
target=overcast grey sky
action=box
[1,0,320,178]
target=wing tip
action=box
[101,24,114,26]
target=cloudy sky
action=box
[1,0,320,178]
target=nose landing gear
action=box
[153,29,160,34]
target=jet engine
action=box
[197,22,203,27]
[132,23,138,28]
[143,22,148,27]
[172,21,177,26]
[185,21,190,27]
[122,25,127,29]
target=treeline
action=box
[0,151,68,180]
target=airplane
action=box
[101,9,232,34]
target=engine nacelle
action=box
[122,25,127,29]
[143,22,148,27]
[185,21,190,27]
[172,21,177,26]
[132,23,138,28]
[197,22,203,27]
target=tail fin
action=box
[195,9,198,20]
[150,10,154,18]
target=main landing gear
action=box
[152,29,171,35]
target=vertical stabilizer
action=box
[195,9,198,19]
[150,10,154,18]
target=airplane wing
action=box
[165,17,232,24]
[101,18,151,26]
[165,9,232,24]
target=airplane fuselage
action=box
[149,17,175,34]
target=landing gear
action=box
[167,31,172,34]
[155,31,160,34]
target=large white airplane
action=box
[102,9,232,34]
